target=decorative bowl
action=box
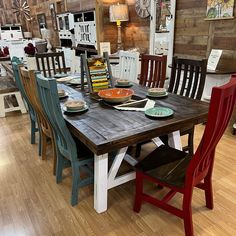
[116,79,130,86]
[65,100,86,110]
[98,88,134,103]
[58,89,65,97]
[148,88,166,96]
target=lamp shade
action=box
[109,4,129,22]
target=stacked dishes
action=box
[115,79,133,88]
[147,88,168,98]
[63,100,88,113]
[58,89,68,98]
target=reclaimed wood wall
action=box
[175,0,236,67]
[1,0,236,63]
[0,1,20,26]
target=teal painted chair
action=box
[35,73,94,205]
[11,57,40,150]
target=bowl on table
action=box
[58,89,66,97]
[98,88,134,103]
[64,100,86,111]
[148,88,167,96]
[116,79,130,86]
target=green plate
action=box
[63,104,88,113]
[147,92,168,98]
[115,83,133,88]
[145,107,174,118]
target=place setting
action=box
[63,99,88,114]
[58,89,69,99]
[114,79,133,88]
[146,87,168,98]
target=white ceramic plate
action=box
[63,104,88,113]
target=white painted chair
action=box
[118,50,140,83]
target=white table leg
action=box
[168,130,182,150]
[94,153,108,213]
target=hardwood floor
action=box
[0,113,236,236]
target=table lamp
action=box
[41,29,52,53]
[109,3,129,51]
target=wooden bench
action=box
[0,73,26,117]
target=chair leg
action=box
[135,143,142,158]
[183,190,194,236]
[133,171,144,213]
[30,119,36,144]
[38,129,42,156]
[71,164,80,206]
[188,127,194,156]
[41,132,47,160]
[51,137,57,176]
[56,153,65,184]
[204,175,214,209]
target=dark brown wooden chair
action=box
[139,54,167,88]
[168,57,207,155]
[19,65,57,174]
[35,51,67,78]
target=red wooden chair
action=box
[139,54,167,88]
[133,77,236,236]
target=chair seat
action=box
[135,145,191,187]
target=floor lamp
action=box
[109,3,129,51]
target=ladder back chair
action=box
[139,54,167,88]
[35,74,94,206]
[119,50,140,83]
[168,56,208,155]
[19,66,57,174]
[82,52,113,93]
[11,57,39,146]
[134,77,236,236]
[35,51,67,78]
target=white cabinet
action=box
[74,10,97,48]
[56,12,75,46]
[0,25,23,41]
[202,74,231,101]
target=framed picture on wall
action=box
[206,0,235,20]
[50,3,58,30]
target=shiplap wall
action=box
[175,0,236,64]
[1,0,236,61]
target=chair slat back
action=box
[19,67,50,133]
[139,54,167,88]
[35,52,67,77]
[35,74,77,161]
[11,57,35,117]
[119,50,140,83]
[168,57,207,100]
[187,77,236,186]
[82,52,113,93]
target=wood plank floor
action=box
[0,113,236,236]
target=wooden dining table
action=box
[58,82,209,213]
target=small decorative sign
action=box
[206,0,234,20]
[207,49,223,71]
[100,42,111,56]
